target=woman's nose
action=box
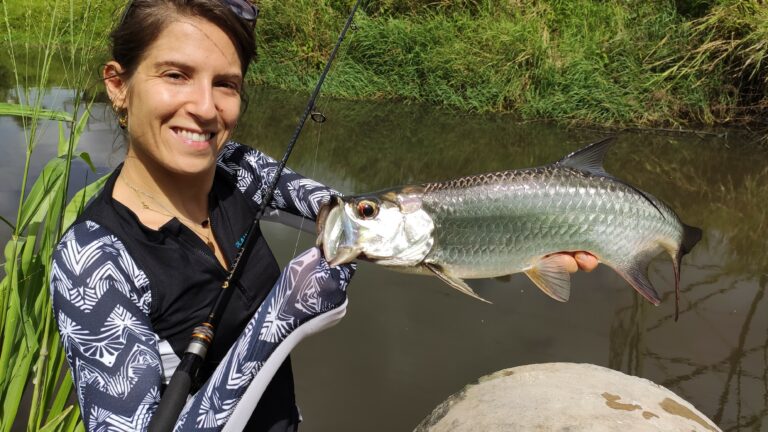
[187,82,218,121]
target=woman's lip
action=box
[171,127,216,149]
[172,127,215,139]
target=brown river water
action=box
[1,87,766,431]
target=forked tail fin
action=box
[681,224,703,256]
[672,224,703,321]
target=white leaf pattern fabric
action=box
[224,141,340,218]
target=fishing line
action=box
[290,118,324,258]
[289,15,359,257]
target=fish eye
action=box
[356,200,379,219]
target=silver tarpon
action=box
[316,138,702,311]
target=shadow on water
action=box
[2,86,767,431]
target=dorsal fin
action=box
[556,137,666,220]
[555,136,616,175]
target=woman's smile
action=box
[171,127,217,151]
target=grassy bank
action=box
[3,0,767,129]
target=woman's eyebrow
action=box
[152,59,192,71]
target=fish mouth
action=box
[316,197,362,266]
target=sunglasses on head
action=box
[223,0,259,25]
[120,0,259,28]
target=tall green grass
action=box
[5,0,767,128]
[250,0,767,128]
[653,0,768,125]
[0,1,111,430]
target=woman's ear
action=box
[103,61,128,109]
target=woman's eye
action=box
[356,200,378,219]
[164,71,186,81]
[218,81,241,92]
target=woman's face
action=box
[106,16,243,176]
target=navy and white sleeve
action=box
[52,222,353,431]
[218,141,338,220]
[51,222,161,430]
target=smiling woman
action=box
[48,1,355,431]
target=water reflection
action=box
[238,88,768,432]
[1,86,766,431]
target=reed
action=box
[0,1,111,430]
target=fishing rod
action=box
[148,1,363,430]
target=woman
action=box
[50,1,598,431]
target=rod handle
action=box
[148,354,201,432]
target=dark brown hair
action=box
[110,0,256,79]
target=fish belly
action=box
[421,169,683,279]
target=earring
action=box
[117,110,128,129]
[112,103,128,129]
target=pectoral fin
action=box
[424,263,492,304]
[524,255,573,302]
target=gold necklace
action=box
[120,176,215,248]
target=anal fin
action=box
[424,263,492,304]
[524,255,573,302]
[612,252,662,306]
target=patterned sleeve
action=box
[218,141,338,221]
[51,221,160,430]
[52,222,354,431]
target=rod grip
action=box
[148,354,201,432]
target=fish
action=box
[316,137,702,316]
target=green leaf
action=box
[39,175,68,266]
[0,102,73,122]
[62,174,109,229]
[37,406,74,432]
[20,222,39,277]
[72,106,91,146]
[47,360,74,424]
[71,418,85,432]
[78,152,96,173]
[0,238,25,384]
[41,334,66,420]
[58,106,91,158]
[0,278,9,336]
[1,346,33,432]
[57,121,67,158]
[3,237,25,288]
[21,303,40,353]
[17,158,66,233]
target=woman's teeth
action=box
[177,129,213,142]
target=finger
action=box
[544,253,579,273]
[574,252,598,272]
[561,254,579,273]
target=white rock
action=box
[415,363,720,432]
